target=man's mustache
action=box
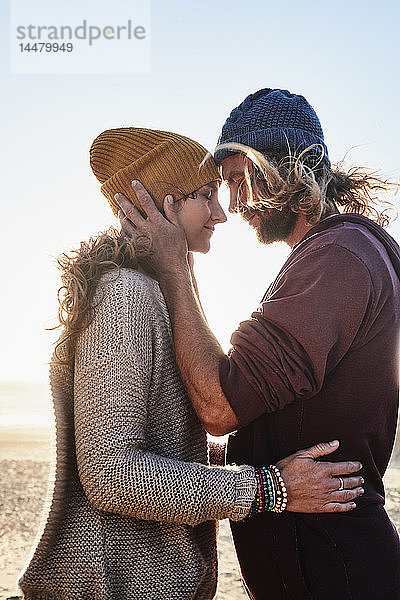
[235,201,254,220]
[236,203,263,222]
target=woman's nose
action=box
[212,199,227,224]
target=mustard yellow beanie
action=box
[90,127,221,216]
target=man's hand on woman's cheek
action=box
[115,180,188,276]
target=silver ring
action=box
[338,476,344,491]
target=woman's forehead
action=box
[195,180,220,193]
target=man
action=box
[117,89,400,599]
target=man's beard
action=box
[241,205,298,244]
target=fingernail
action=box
[167,195,174,203]
[360,488,364,494]
[114,193,120,201]
[329,440,339,447]
[350,503,356,508]
[360,478,364,484]
[132,180,138,186]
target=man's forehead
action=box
[221,154,251,179]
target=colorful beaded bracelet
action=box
[268,464,288,513]
[248,464,288,517]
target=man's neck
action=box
[285,213,315,248]
[285,209,338,248]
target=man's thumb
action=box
[303,440,339,459]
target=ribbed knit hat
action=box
[90,128,220,216]
[214,88,330,167]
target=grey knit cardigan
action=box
[18,268,256,600]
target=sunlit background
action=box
[1,0,400,422]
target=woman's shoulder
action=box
[93,267,170,335]
[75,268,168,368]
[95,267,162,304]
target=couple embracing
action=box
[19,88,400,599]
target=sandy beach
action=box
[1,425,399,600]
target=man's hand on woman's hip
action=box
[277,440,364,513]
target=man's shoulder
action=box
[297,221,394,277]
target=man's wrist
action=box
[158,261,190,288]
[158,262,193,312]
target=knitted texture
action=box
[90,128,221,216]
[214,88,330,167]
[18,268,256,600]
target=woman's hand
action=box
[277,440,364,513]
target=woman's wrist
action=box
[228,465,257,522]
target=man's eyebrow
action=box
[224,171,245,182]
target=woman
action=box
[18,128,363,600]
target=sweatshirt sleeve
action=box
[74,276,255,526]
[220,244,374,426]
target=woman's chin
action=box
[188,240,211,254]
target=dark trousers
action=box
[231,504,400,600]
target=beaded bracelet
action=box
[248,464,288,517]
[268,464,288,513]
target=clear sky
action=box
[1,0,400,381]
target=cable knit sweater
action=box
[18,268,256,600]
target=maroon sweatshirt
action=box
[220,214,400,599]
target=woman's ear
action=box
[163,195,180,225]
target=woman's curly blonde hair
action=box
[51,228,153,365]
[221,142,398,227]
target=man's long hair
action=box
[220,143,398,227]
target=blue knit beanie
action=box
[214,88,330,168]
